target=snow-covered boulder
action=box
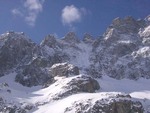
[47,75,100,100]
[62,75,100,93]
[50,62,79,77]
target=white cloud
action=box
[61,5,86,26]
[24,0,44,26]
[11,0,45,26]
[11,9,23,17]
[24,0,43,11]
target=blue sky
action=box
[0,0,150,43]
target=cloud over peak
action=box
[24,0,44,26]
[61,5,87,27]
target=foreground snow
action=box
[30,92,124,113]
[0,73,150,113]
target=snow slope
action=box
[0,72,150,113]
[30,92,124,113]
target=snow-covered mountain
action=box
[0,15,150,113]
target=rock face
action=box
[65,94,144,113]
[50,62,79,77]
[15,57,52,87]
[89,16,150,79]
[0,31,35,76]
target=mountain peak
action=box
[83,33,94,43]
[62,32,80,43]
[145,15,150,25]
[0,31,32,43]
[40,34,57,48]
[111,16,144,34]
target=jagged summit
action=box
[83,33,94,43]
[145,15,150,23]
[62,32,80,43]
[0,31,32,42]
[110,16,146,34]
[40,34,57,48]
